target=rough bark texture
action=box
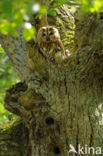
[0,29,29,81]
[0,4,103,156]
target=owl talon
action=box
[65,49,71,56]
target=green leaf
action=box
[23,27,36,41]
[81,0,103,12]
[48,9,57,16]
[0,21,9,35]
[0,21,18,37]
[0,0,15,20]
[52,0,70,8]
[0,47,4,53]
[26,2,35,14]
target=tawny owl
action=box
[37,26,66,61]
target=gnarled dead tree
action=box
[0,2,103,156]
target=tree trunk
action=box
[0,5,103,156]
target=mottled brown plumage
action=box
[37,26,66,61]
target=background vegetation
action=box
[0,0,103,124]
[0,47,19,124]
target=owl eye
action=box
[49,32,53,35]
[42,33,46,37]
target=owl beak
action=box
[46,36,50,41]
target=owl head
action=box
[37,26,60,45]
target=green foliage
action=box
[0,0,103,39]
[81,0,103,12]
[48,0,70,16]
[51,0,70,8]
[48,0,103,16]
[23,27,36,41]
[0,49,19,124]
[0,0,46,40]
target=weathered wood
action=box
[0,29,29,81]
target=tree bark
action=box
[0,29,29,81]
[0,5,103,156]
